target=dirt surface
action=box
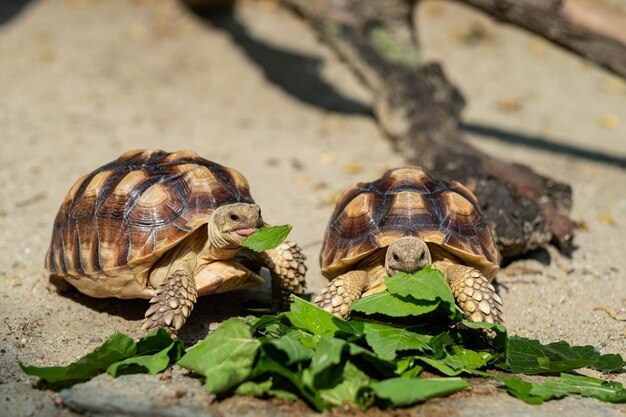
[0,0,624,416]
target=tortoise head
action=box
[384,236,432,276]
[210,203,263,248]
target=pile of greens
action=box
[21,226,626,410]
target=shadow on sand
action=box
[0,0,33,25]
[462,122,626,169]
[188,5,372,117]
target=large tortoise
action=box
[315,167,503,323]
[46,149,306,334]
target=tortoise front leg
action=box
[143,269,198,335]
[257,241,307,309]
[314,270,371,318]
[433,260,504,324]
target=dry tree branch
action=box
[280,0,575,260]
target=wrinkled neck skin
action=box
[205,218,242,261]
[148,221,241,292]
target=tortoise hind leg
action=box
[257,241,307,309]
[433,261,504,324]
[143,269,198,335]
[314,270,371,318]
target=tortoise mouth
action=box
[233,228,258,237]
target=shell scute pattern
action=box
[320,167,499,278]
[46,149,254,279]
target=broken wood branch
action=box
[280,0,575,260]
[454,0,626,80]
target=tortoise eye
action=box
[229,214,240,221]
[392,253,400,262]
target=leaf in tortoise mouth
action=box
[384,266,458,318]
[242,224,293,252]
[350,266,461,320]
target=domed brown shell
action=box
[320,167,500,280]
[46,149,254,289]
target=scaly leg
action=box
[314,270,370,318]
[257,241,307,309]
[142,269,197,335]
[433,260,504,324]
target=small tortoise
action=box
[46,149,306,334]
[315,167,503,323]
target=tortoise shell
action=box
[46,149,254,293]
[320,167,500,280]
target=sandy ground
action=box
[0,0,624,416]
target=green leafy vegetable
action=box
[235,378,274,397]
[304,336,346,386]
[504,336,626,374]
[134,328,179,355]
[499,375,544,405]
[20,265,626,410]
[268,332,314,365]
[105,344,174,377]
[235,377,299,400]
[345,342,396,377]
[351,291,440,317]
[395,357,424,377]
[177,318,260,393]
[364,377,469,407]
[20,334,135,387]
[285,296,362,337]
[20,329,181,388]
[319,361,371,407]
[107,328,183,377]
[418,346,493,376]
[242,225,293,252]
[362,322,432,361]
[351,267,461,320]
[385,267,459,318]
[460,319,508,353]
[501,374,626,404]
[247,351,328,410]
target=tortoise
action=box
[315,167,503,323]
[46,149,306,334]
